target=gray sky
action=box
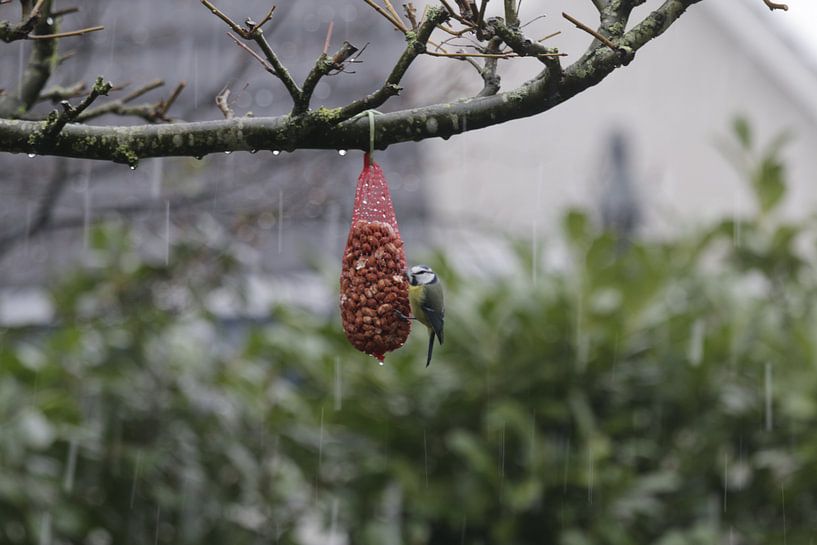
[775,3,817,61]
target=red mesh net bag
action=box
[339,153,411,362]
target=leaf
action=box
[732,116,752,150]
[752,155,786,213]
[563,209,590,246]
[446,430,494,477]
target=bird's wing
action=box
[422,304,444,344]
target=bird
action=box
[407,264,445,367]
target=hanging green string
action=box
[367,109,376,157]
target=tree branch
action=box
[0,156,68,259]
[488,17,562,75]
[252,32,302,103]
[38,81,87,103]
[333,6,449,122]
[0,0,45,42]
[0,0,707,163]
[200,0,302,107]
[0,161,273,259]
[74,79,180,122]
[0,3,102,42]
[503,0,518,28]
[475,36,502,97]
[0,0,56,116]
[31,76,112,145]
[294,40,359,116]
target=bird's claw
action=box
[394,309,413,322]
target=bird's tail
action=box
[426,329,435,367]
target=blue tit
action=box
[407,264,445,367]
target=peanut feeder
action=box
[339,153,411,362]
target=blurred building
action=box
[422,1,817,246]
[2,0,817,322]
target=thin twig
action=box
[38,81,86,103]
[322,20,334,55]
[215,87,234,119]
[227,32,276,74]
[25,0,48,20]
[438,23,473,36]
[426,50,511,59]
[200,1,302,105]
[438,0,458,18]
[403,3,418,29]
[121,79,164,103]
[57,49,77,65]
[334,6,448,122]
[438,0,472,25]
[519,14,547,29]
[75,79,184,123]
[435,34,482,52]
[160,82,186,115]
[538,30,561,42]
[200,0,246,35]
[362,0,405,31]
[761,0,788,10]
[383,0,407,31]
[427,50,564,59]
[247,4,276,32]
[29,25,104,39]
[562,12,619,52]
[50,7,80,18]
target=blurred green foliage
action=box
[3,120,817,544]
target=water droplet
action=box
[27,153,36,158]
[224,150,232,155]
[338,149,347,156]
[272,150,281,156]
[250,149,258,154]
[129,165,136,170]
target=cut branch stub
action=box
[340,154,411,362]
